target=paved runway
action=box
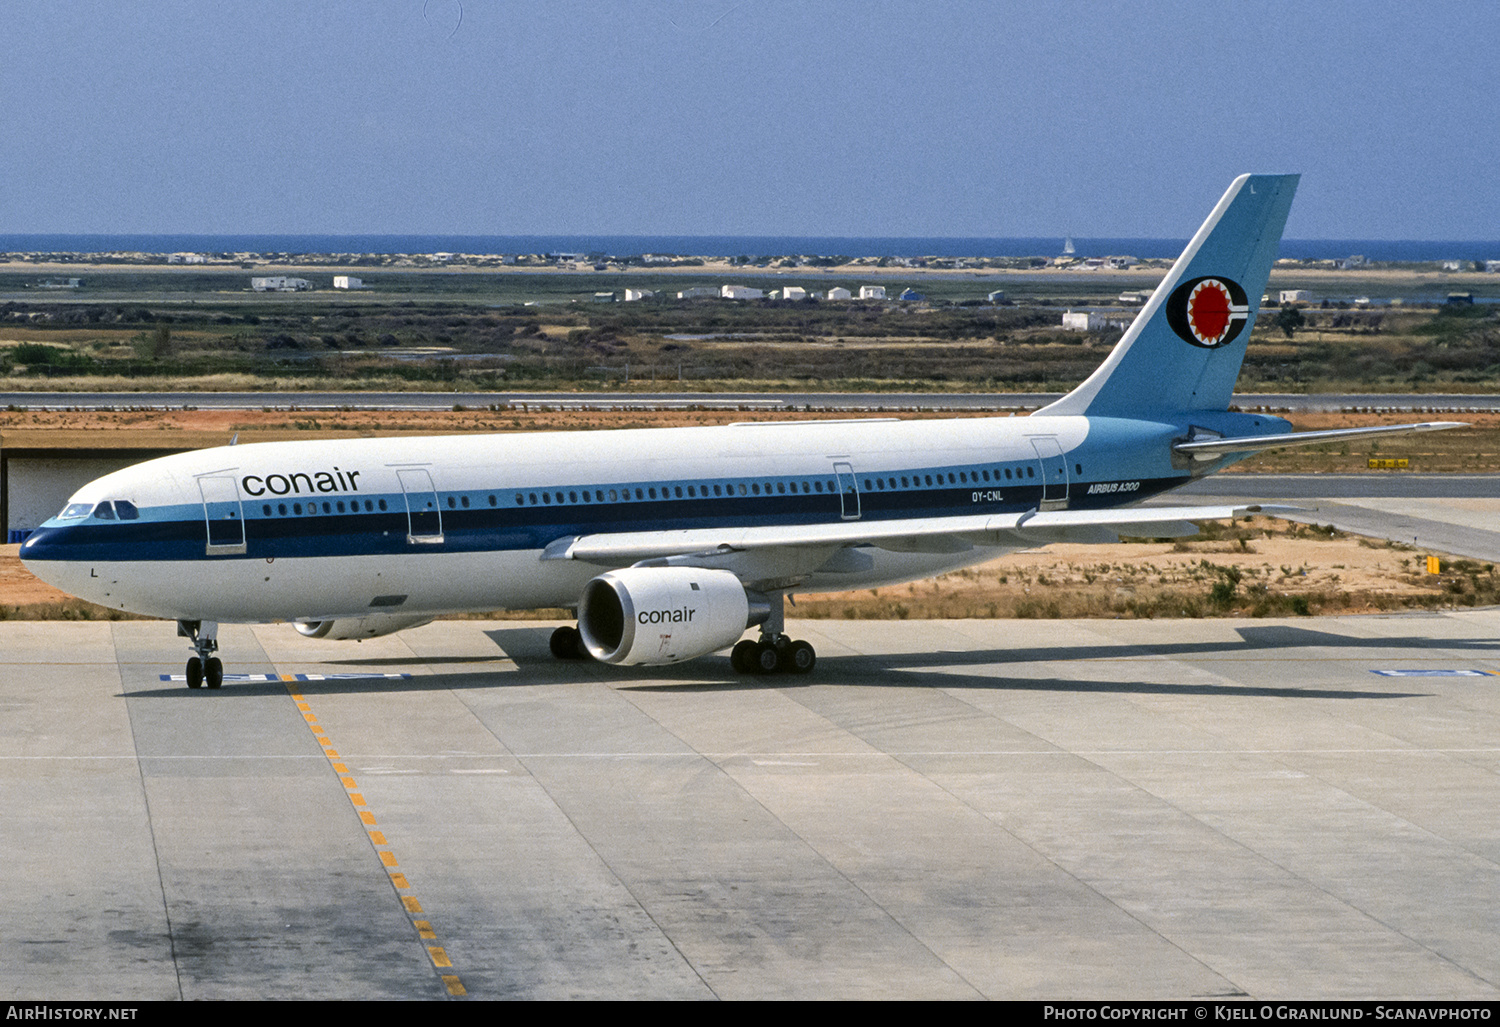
[1170,476,1500,564]
[4,612,1499,1000]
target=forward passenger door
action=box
[198,475,247,556]
[395,468,444,543]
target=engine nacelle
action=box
[579,567,766,665]
[295,613,435,641]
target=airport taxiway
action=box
[3,611,1499,1000]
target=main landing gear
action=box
[730,636,816,675]
[178,620,223,689]
[730,593,816,676]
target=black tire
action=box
[186,657,203,689]
[731,639,758,673]
[753,641,781,674]
[550,626,584,660]
[205,657,223,690]
[787,640,816,675]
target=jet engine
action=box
[295,613,436,641]
[578,567,768,665]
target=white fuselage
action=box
[21,413,1171,624]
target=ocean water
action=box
[1,234,1497,263]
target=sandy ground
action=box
[794,530,1446,621]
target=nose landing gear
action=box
[178,620,223,689]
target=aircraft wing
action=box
[543,503,1290,565]
[1173,421,1464,459]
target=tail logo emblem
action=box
[1166,276,1250,348]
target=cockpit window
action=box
[59,503,94,520]
[114,501,140,520]
[92,503,117,520]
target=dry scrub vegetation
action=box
[791,517,1494,622]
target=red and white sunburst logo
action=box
[1166,275,1251,349]
[1186,279,1236,345]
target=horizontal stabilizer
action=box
[1173,421,1465,459]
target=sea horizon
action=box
[2,234,1498,264]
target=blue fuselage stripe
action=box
[24,475,1186,563]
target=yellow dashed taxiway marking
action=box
[286,689,466,998]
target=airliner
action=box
[20,175,1460,688]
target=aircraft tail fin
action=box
[1037,174,1299,419]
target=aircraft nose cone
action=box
[18,525,81,576]
[18,525,55,561]
[17,527,60,569]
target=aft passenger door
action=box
[395,468,444,543]
[832,462,860,520]
[1028,437,1069,511]
[198,475,247,556]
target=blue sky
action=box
[4,1,1494,239]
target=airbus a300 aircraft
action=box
[21,174,1460,687]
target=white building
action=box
[332,276,363,289]
[623,289,654,302]
[1279,289,1311,304]
[1062,310,1130,331]
[825,287,852,301]
[858,285,886,300]
[721,284,764,300]
[781,286,807,301]
[676,287,718,300]
[251,276,312,292]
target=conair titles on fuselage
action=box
[239,468,362,497]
